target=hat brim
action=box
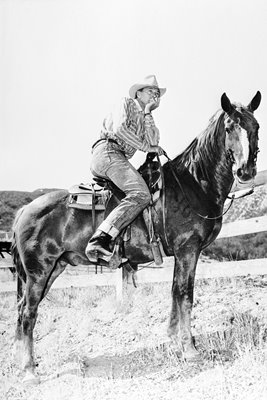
[129,84,166,99]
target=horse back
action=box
[12,190,102,262]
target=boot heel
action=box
[86,250,98,263]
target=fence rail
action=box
[217,215,267,239]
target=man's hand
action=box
[145,96,160,113]
[149,145,165,156]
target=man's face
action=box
[137,86,161,108]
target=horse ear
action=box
[247,91,261,112]
[221,93,234,115]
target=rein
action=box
[162,152,254,221]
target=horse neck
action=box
[171,111,234,206]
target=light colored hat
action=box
[129,75,166,99]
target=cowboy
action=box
[85,75,166,264]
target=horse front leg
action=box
[167,246,201,361]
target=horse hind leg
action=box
[19,258,68,384]
[22,272,56,384]
[13,289,27,365]
[13,271,26,362]
[15,257,66,385]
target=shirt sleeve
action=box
[113,98,156,152]
[143,114,160,146]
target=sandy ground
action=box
[0,259,267,400]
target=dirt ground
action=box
[0,260,267,400]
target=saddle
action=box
[67,153,165,265]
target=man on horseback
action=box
[86,75,166,264]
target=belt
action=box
[92,138,119,149]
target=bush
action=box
[203,232,267,261]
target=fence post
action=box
[115,267,123,303]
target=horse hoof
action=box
[22,371,40,385]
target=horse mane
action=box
[165,109,234,203]
[173,110,226,175]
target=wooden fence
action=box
[0,231,12,258]
[0,170,266,301]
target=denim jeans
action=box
[90,141,151,237]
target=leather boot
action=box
[85,231,113,263]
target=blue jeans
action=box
[90,141,151,238]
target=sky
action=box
[1,0,267,191]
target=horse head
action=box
[221,91,261,183]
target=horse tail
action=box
[11,207,27,300]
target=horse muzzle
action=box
[235,164,257,183]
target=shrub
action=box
[203,232,267,261]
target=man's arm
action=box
[113,98,151,152]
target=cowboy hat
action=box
[129,75,166,99]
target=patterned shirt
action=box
[99,97,160,159]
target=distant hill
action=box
[0,189,60,231]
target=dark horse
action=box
[11,92,261,383]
